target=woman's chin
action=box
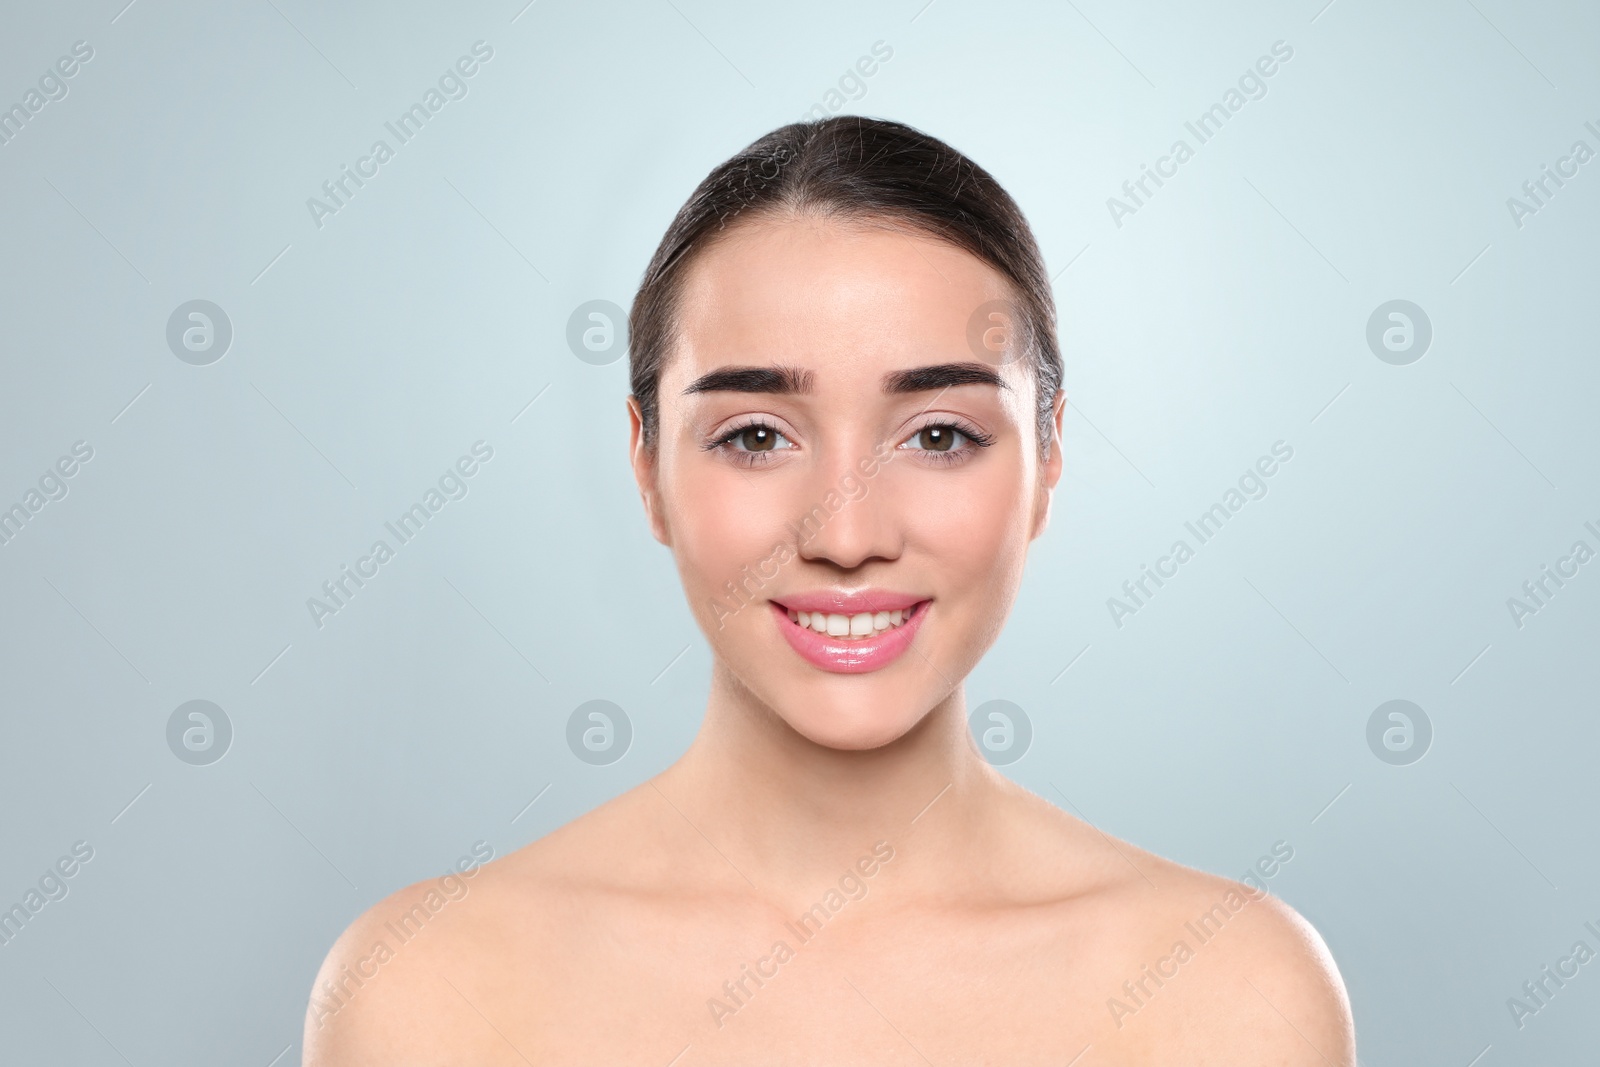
[774,704,928,753]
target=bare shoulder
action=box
[1136,862,1353,1062]
[1001,787,1354,1063]
[302,785,670,1067]
[301,839,525,1067]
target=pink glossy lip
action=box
[769,593,930,674]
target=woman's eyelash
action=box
[704,421,799,469]
[906,421,996,448]
[890,420,995,468]
[702,419,992,466]
[951,423,995,447]
[704,419,784,451]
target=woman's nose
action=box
[791,452,902,570]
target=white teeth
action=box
[787,604,921,639]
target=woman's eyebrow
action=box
[883,362,1008,393]
[683,365,815,395]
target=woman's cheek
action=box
[927,467,1022,549]
[928,471,1033,608]
[674,474,783,602]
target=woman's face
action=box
[630,214,1063,751]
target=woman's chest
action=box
[456,905,1172,1066]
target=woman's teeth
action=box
[785,606,913,639]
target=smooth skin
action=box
[305,215,1356,1065]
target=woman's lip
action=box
[771,589,925,615]
[772,600,930,674]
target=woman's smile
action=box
[769,592,930,673]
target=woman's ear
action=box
[1031,389,1066,540]
[627,396,671,546]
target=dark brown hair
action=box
[628,116,1062,454]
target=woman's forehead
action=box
[665,216,1020,390]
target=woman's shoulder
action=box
[301,784,666,1066]
[299,845,550,1064]
[1116,857,1354,1061]
[1003,786,1355,1062]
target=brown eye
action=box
[917,426,958,452]
[740,426,778,451]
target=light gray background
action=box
[1,0,1595,1063]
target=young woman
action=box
[306,116,1355,1065]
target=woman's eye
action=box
[903,425,969,453]
[722,424,791,453]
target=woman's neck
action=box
[654,660,1008,898]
